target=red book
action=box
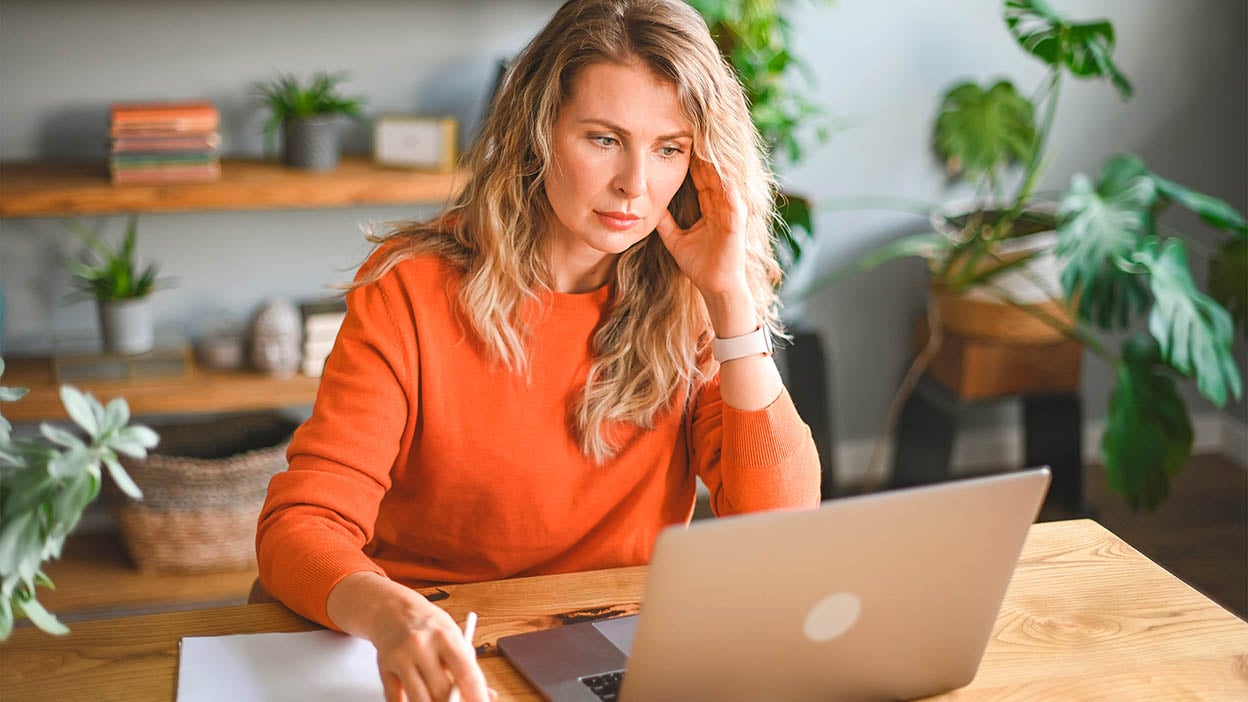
[110,100,220,135]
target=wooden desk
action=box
[3,520,1245,701]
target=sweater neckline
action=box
[545,283,611,312]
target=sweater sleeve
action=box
[687,376,821,516]
[255,273,413,629]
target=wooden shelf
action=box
[2,356,320,421]
[0,157,468,216]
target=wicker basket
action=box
[107,413,298,573]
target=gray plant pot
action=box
[99,298,154,356]
[283,116,342,171]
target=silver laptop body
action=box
[497,467,1050,701]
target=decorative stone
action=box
[249,298,301,377]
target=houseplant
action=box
[64,214,164,356]
[256,70,365,171]
[0,358,158,638]
[812,0,1246,510]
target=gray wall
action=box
[782,0,1248,444]
[2,1,1245,461]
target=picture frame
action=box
[373,115,458,171]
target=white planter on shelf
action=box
[98,297,154,356]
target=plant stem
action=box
[1012,70,1063,213]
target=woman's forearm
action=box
[702,285,783,411]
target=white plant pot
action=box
[99,298,155,355]
[930,200,1062,304]
[928,201,1075,345]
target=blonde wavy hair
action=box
[355,0,783,462]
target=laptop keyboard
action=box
[579,671,625,701]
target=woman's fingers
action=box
[410,632,457,701]
[393,663,435,702]
[655,209,683,242]
[383,671,405,702]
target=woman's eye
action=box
[591,135,619,148]
[659,146,683,158]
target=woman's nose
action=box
[612,151,647,198]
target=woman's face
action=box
[545,60,694,290]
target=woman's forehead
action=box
[560,61,693,138]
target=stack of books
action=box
[300,299,348,377]
[109,101,222,184]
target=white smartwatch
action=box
[711,325,774,362]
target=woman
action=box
[256,1,820,700]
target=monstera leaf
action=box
[1133,238,1243,408]
[1056,156,1155,329]
[933,80,1036,184]
[1103,334,1193,511]
[1152,173,1248,237]
[1210,238,1248,338]
[1004,0,1132,98]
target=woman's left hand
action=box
[655,157,750,298]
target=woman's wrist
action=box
[701,283,758,339]
[328,571,421,640]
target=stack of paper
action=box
[178,630,383,701]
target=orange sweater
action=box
[256,253,821,628]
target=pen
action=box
[447,611,478,702]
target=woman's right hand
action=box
[326,571,493,702]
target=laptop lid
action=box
[499,467,1051,701]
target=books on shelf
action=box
[109,100,221,185]
[300,299,347,378]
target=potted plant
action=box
[809,0,1247,510]
[64,214,164,356]
[0,358,158,638]
[256,70,365,171]
[690,0,838,494]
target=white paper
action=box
[177,630,385,702]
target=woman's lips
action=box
[595,211,643,230]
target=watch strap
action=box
[711,325,773,362]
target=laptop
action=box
[497,467,1050,701]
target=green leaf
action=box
[2,468,55,518]
[59,386,100,439]
[13,592,69,636]
[0,593,11,640]
[0,511,37,577]
[1102,334,1194,511]
[39,423,85,451]
[100,398,130,438]
[47,445,93,479]
[933,80,1035,184]
[1004,0,1132,98]
[1210,238,1248,338]
[774,192,814,271]
[1133,239,1242,407]
[1056,158,1156,329]
[117,424,160,451]
[855,233,953,275]
[51,471,101,527]
[102,454,144,501]
[1151,173,1248,236]
[0,386,28,402]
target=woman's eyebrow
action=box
[578,118,692,141]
